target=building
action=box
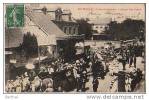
[88,17,112,40]
[31,6,84,61]
[89,17,112,34]
[5,28,25,81]
[52,8,79,35]
[33,7,79,35]
[5,6,66,71]
[5,5,84,67]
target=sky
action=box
[30,4,145,22]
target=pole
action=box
[38,45,40,68]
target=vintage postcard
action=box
[4,3,145,93]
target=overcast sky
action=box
[31,4,145,22]
[4,4,145,22]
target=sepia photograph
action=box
[4,3,145,93]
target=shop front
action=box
[56,35,84,62]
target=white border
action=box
[0,0,149,100]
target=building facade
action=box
[89,17,112,34]
[45,7,79,35]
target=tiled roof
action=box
[25,6,65,37]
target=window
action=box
[69,27,71,34]
[73,27,76,34]
[64,27,67,34]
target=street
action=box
[84,57,145,92]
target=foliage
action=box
[76,18,92,39]
[21,32,38,58]
[103,19,145,40]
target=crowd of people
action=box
[105,39,145,92]
[5,56,105,92]
[5,39,145,93]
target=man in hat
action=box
[80,69,87,92]
[121,52,127,70]
[6,80,14,92]
[92,77,99,92]
[10,80,16,92]
[133,54,137,68]
[31,75,42,92]
[22,72,30,92]
[14,76,22,92]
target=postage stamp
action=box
[6,4,24,27]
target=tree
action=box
[122,19,145,40]
[21,32,38,58]
[76,18,92,39]
[104,21,121,40]
[103,19,145,40]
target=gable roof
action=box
[25,6,66,37]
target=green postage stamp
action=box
[6,4,24,27]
